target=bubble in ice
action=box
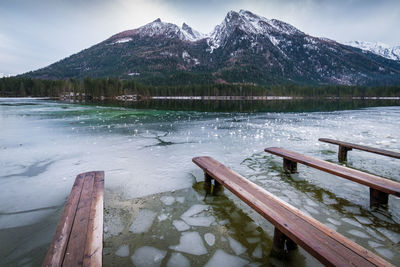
[204,250,249,267]
[204,233,215,246]
[131,246,167,267]
[129,209,156,234]
[228,237,246,255]
[167,253,190,267]
[115,245,130,257]
[170,232,207,255]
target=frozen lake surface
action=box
[0,98,399,266]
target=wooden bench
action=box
[265,147,400,207]
[42,171,104,267]
[319,138,400,162]
[192,156,392,266]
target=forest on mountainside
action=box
[1,77,399,99]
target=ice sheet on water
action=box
[247,237,260,244]
[176,197,185,203]
[181,204,215,227]
[375,248,394,260]
[204,250,249,267]
[160,196,175,206]
[182,216,215,227]
[115,245,130,257]
[252,244,262,258]
[326,217,341,226]
[104,213,125,239]
[342,217,362,228]
[368,241,383,248]
[376,228,400,243]
[158,213,168,222]
[170,231,207,255]
[129,209,156,233]
[172,220,190,231]
[354,216,372,225]
[167,253,190,267]
[181,204,209,217]
[131,246,167,267]
[204,233,215,246]
[228,237,246,255]
[348,230,369,239]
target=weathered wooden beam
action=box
[204,172,212,194]
[283,158,297,173]
[370,188,388,207]
[319,138,400,159]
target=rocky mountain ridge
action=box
[24,10,400,86]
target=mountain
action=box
[24,10,400,86]
[344,41,400,61]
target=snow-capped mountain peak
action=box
[207,9,303,52]
[109,19,205,43]
[181,22,206,41]
[344,41,400,61]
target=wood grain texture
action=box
[42,173,85,267]
[83,171,104,267]
[193,156,393,267]
[319,138,400,159]
[265,147,400,197]
[42,171,104,267]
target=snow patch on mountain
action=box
[344,41,400,61]
[109,19,205,43]
[207,9,303,52]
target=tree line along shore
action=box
[1,77,399,99]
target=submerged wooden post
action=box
[204,172,212,194]
[283,158,297,173]
[213,179,223,195]
[273,228,298,254]
[338,145,352,162]
[370,188,388,207]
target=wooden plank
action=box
[42,173,85,267]
[265,147,400,197]
[319,138,400,159]
[83,171,104,267]
[193,156,393,267]
[63,172,96,266]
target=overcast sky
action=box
[1,0,399,75]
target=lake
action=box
[0,98,399,266]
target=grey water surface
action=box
[0,98,399,266]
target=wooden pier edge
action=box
[319,138,400,161]
[265,147,400,207]
[42,171,104,267]
[193,156,393,267]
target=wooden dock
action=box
[193,156,393,266]
[265,147,400,206]
[42,171,104,267]
[319,138,400,162]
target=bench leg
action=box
[213,179,223,195]
[204,173,212,194]
[370,188,388,207]
[338,146,352,162]
[283,159,297,173]
[273,227,298,253]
